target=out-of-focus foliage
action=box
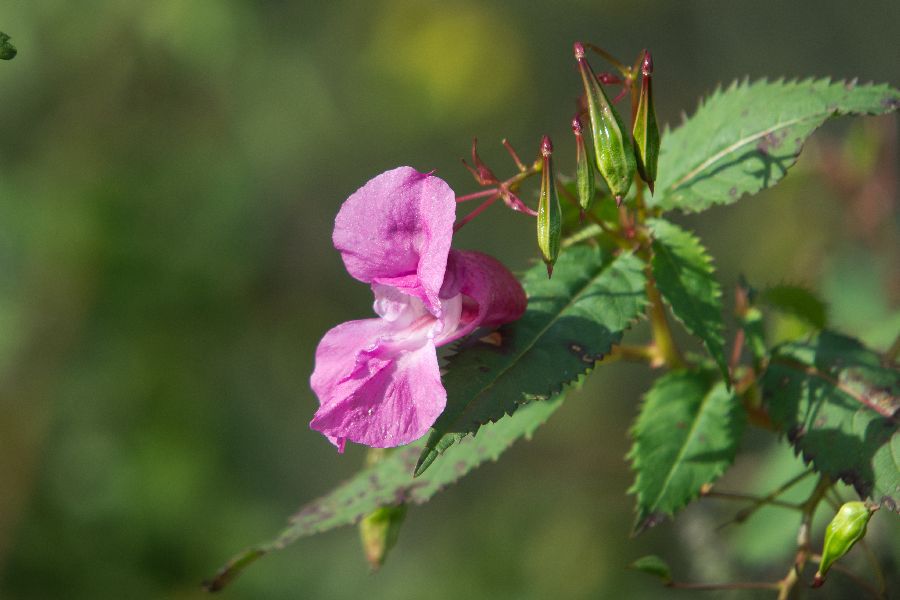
[0,1,897,599]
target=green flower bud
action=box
[573,42,635,205]
[0,32,16,61]
[359,504,407,571]
[632,50,660,193]
[537,135,561,277]
[813,501,873,587]
[572,116,596,211]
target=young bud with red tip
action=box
[537,135,561,277]
[632,50,660,194]
[573,42,636,205]
[572,116,596,211]
[813,502,874,588]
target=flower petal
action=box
[438,249,527,345]
[309,318,390,451]
[310,341,445,449]
[333,167,455,316]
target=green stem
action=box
[644,273,684,369]
[777,475,832,600]
[667,581,780,591]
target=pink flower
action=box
[310,167,527,451]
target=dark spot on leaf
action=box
[675,421,686,429]
[455,460,468,474]
[478,365,490,373]
[814,416,827,428]
[740,108,749,117]
[883,96,899,110]
[781,376,791,387]
[729,186,738,198]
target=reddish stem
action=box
[454,193,500,232]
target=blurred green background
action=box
[1,1,898,598]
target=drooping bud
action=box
[537,135,561,277]
[462,138,498,186]
[573,42,636,205]
[813,502,874,588]
[0,32,16,60]
[359,504,408,571]
[572,116,596,211]
[632,50,660,194]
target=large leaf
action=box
[629,369,745,532]
[762,331,899,512]
[649,78,900,213]
[415,246,647,475]
[648,218,728,381]
[205,395,564,591]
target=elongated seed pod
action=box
[574,42,635,204]
[537,135,561,277]
[572,116,596,211]
[633,50,660,193]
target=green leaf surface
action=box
[762,331,899,512]
[629,369,745,532]
[649,78,900,213]
[205,395,564,591]
[648,218,728,381]
[761,284,827,330]
[415,246,647,475]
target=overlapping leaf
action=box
[415,246,647,475]
[629,369,745,532]
[762,331,899,512]
[648,218,728,381]
[206,395,565,591]
[649,78,900,213]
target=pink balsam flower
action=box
[310,166,527,451]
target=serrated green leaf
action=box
[629,369,745,532]
[762,284,827,330]
[762,331,899,512]
[629,555,672,583]
[205,394,564,591]
[649,78,900,213]
[648,218,728,381]
[415,246,647,475]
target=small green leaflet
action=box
[761,283,827,330]
[205,395,565,591]
[762,331,899,512]
[415,246,647,476]
[648,218,729,382]
[629,555,672,584]
[649,78,900,213]
[629,369,745,533]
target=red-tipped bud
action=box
[537,135,561,277]
[632,49,660,194]
[573,42,635,202]
[572,115,596,211]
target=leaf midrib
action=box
[447,251,631,429]
[646,382,720,513]
[664,113,816,192]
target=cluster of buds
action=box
[454,41,660,278]
[573,42,660,204]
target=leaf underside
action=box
[629,369,745,533]
[648,218,729,381]
[650,78,900,213]
[206,394,565,591]
[415,246,648,475]
[762,331,899,512]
